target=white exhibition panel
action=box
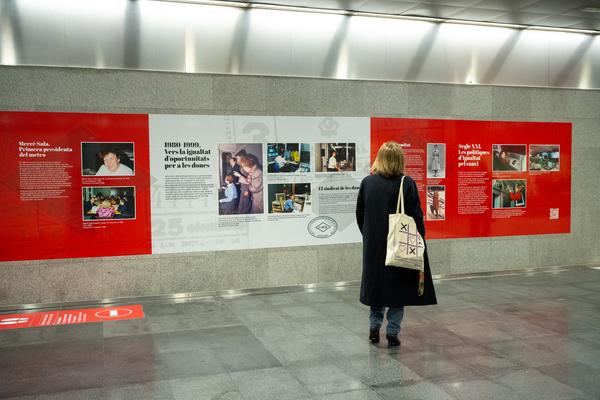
[149,115,370,254]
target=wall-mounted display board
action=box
[0,112,369,261]
[371,118,572,239]
[0,112,152,261]
[149,115,369,254]
[0,113,571,262]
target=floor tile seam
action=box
[435,376,520,400]
[301,380,373,397]
[423,353,492,381]
[451,355,531,381]
[529,365,600,398]
[495,367,595,399]
[481,341,563,368]
[146,323,247,336]
[364,375,423,390]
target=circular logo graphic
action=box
[307,216,338,238]
[94,308,133,319]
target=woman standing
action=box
[356,141,437,347]
[430,144,440,177]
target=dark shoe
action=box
[369,328,380,343]
[386,334,400,347]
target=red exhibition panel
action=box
[371,118,571,239]
[0,112,152,261]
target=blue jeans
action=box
[370,306,405,335]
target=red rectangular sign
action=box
[0,112,152,261]
[371,118,571,239]
[0,304,144,330]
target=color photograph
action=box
[217,143,263,215]
[82,187,135,220]
[426,185,445,220]
[81,142,135,176]
[492,144,527,172]
[315,143,356,172]
[492,179,526,209]
[530,145,560,171]
[267,143,311,173]
[267,183,311,213]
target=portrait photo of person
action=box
[427,143,446,179]
[217,144,264,215]
[426,185,445,220]
[81,143,135,176]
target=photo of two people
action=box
[218,144,264,215]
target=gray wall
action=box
[0,65,599,305]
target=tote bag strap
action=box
[395,175,406,215]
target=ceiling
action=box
[237,0,600,30]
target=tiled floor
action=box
[1,267,600,399]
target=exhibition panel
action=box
[0,111,572,263]
[149,115,369,253]
[372,118,572,238]
[0,112,151,262]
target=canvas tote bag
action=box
[385,176,426,295]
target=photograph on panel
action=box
[492,144,527,172]
[492,179,526,209]
[529,145,560,171]
[266,143,311,173]
[315,143,356,172]
[82,187,135,220]
[427,143,446,178]
[81,142,134,176]
[268,183,312,214]
[217,143,263,215]
[426,185,445,220]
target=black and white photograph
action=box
[427,143,446,178]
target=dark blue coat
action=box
[356,174,437,307]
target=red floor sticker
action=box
[0,304,144,330]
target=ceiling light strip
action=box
[157,0,600,35]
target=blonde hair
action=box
[371,141,405,177]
